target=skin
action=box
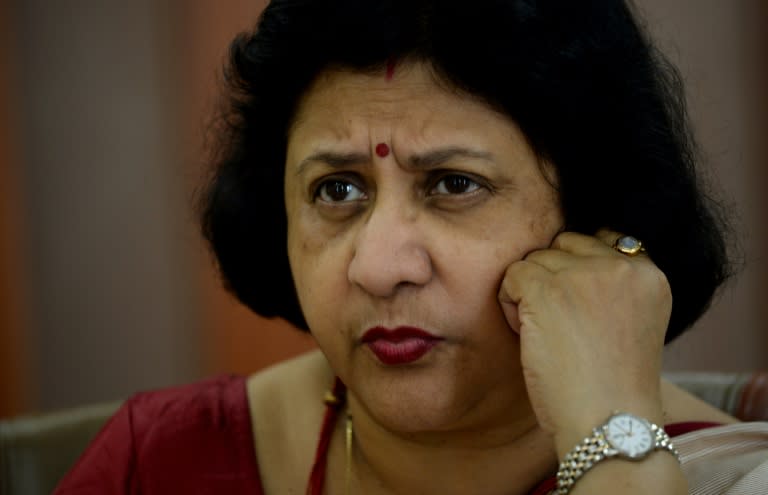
[276,62,713,494]
[286,62,562,436]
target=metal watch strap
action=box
[555,417,680,494]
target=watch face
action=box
[604,413,654,459]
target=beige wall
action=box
[2,1,765,413]
[10,1,204,410]
[637,1,768,370]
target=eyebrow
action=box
[295,147,495,175]
[295,151,369,175]
[408,147,495,169]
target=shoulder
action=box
[247,349,333,443]
[248,349,332,404]
[247,350,334,493]
[55,375,262,494]
[127,374,249,426]
[247,350,333,441]
[127,374,255,460]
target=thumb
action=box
[498,259,546,335]
[498,286,521,335]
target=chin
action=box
[349,353,506,433]
[361,383,468,433]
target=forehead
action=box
[287,62,515,149]
[294,62,443,110]
[289,64,446,135]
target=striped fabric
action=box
[677,422,768,494]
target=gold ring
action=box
[613,235,646,256]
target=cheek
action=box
[443,199,562,313]
[530,197,564,239]
[288,216,350,325]
[433,240,512,319]
[526,178,564,237]
[288,205,332,276]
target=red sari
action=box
[54,375,716,494]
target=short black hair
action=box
[200,0,732,343]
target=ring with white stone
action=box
[612,235,646,256]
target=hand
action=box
[497,230,672,454]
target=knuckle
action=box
[595,228,620,244]
[628,260,672,300]
[610,256,635,276]
[649,266,672,298]
[551,231,576,248]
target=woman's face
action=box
[285,63,563,431]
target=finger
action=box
[596,228,653,262]
[497,259,550,305]
[499,297,521,334]
[498,260,551,335]
[596,228,637,251]
[595,228,623,247]
[526,229,639,272]
[524,248,578,273]
[549,231,615,257]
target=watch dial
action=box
[605,414,654,458]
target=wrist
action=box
[555,411,680,494]
[567,451,687,495]
[553,402,664,457]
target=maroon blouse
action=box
[54,376,262,494]
[54,375,718,495]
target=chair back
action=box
[664,371,768,422]
[0,401,121,495]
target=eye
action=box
[431,174,482,195]
[315,179,366,203]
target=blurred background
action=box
[0,0,766,418]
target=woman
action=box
[55,1,767,494]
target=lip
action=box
[361,326,443,365]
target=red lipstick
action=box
[361,326,442,365]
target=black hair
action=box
[200,0,732,343]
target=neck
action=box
[341,392,558,495]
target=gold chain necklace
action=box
[345,413,353,495]
[325,384,354,495]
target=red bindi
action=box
[385,60,396,81]
[375,143,390,158]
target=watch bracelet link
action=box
[555,420,680,494]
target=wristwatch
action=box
[555,412,680,494]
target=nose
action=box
[347,202,433,298]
